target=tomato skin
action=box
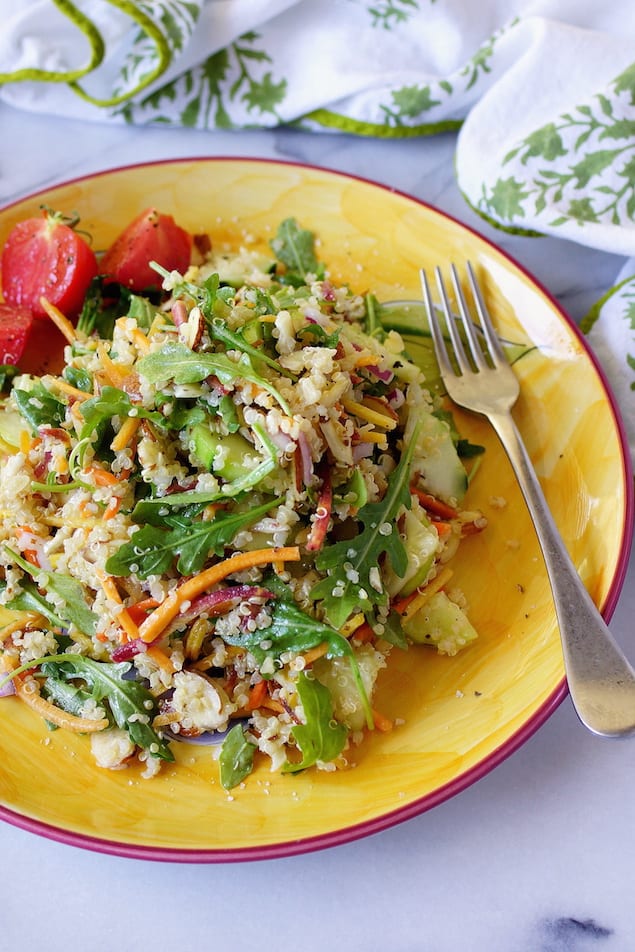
[0,303,35,365]
[1,216,98,321]
[99,207,192,292]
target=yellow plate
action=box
[0,159,632,862]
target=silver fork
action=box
[420,262,635,738]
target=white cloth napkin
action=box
[1,0,634,459]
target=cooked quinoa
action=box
[0,217,484,789]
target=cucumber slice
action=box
[414,412,468,504]
[402,590,478,655]
[189,425,255,481]
[0,406,28,449]
[385,508,439,597]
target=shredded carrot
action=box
[401,567,454,623]
[97,572,140,642]
[86,464,120,487]
[111,416,141,453]
[138,546,301,644]
[260,697,285,714]
[126,598,159,626]
[13,672,108,733]
[38,297,78,344]
[49,378,91,402]
[372,709,394,732]
[23,549,40,569]
[302,642,329,665]
[95,344,140,392]
[246,680,268,711]
[146,644,175,675]
[349,588,434,645]
[411,486,459,521]
[103,496,122,521]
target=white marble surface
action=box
[0,102,634,952]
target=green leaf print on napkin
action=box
[479,60,635,229]
[117,30,287,128]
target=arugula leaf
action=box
[38,654,173,760]
[106,496,282,578]
[219,723,257,789]
[221,596,373,729]
[217,394,239,432]
[136,341,290,414]
[269,218,324,285]
[76,276,127,339]
[126,293,157,330]
[63,366,93,392]
[311,421,422,629]
[296,324,341,348]
[13,383,65,433]
[4,577,66,628]
[283,672,347,773]
[79,386,162,441]
[207,317,294,378]
[5,547,98,635]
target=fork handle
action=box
[489,410,635,737]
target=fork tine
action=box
[419,268,453,376]
[449,264,488,371]
[434,266,471,374]
[466,262,508,367]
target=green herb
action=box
[434,409,484,458]
[76,276,126,339]
[207,317,294,379]
[217,394,239,432]
[283,672,347,774]
[126,293,157,330]
[5,547,98,635]
[0,365,19,393]
[296,324,341,348]
[219,723,257,789]
[269,218,324,285]
[13,383,65,433]
[222,595,373,730]
[79,386,163,441]
[63,366,93,392]
[381,610,408,650]
[364,293,385,340]
[311,420,422,628]
[129,424,278,511]
[136,341,291,414]
[106,496,283,578]
[38,654,173,760]
[3,577,66,628]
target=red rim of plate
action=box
[0,156,632,864]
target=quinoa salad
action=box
[0,215,485,788]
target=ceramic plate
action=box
[0,159,632,862]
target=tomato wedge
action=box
[99,207,192,292]
[0,302,35,365]
[1,211,98,321]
